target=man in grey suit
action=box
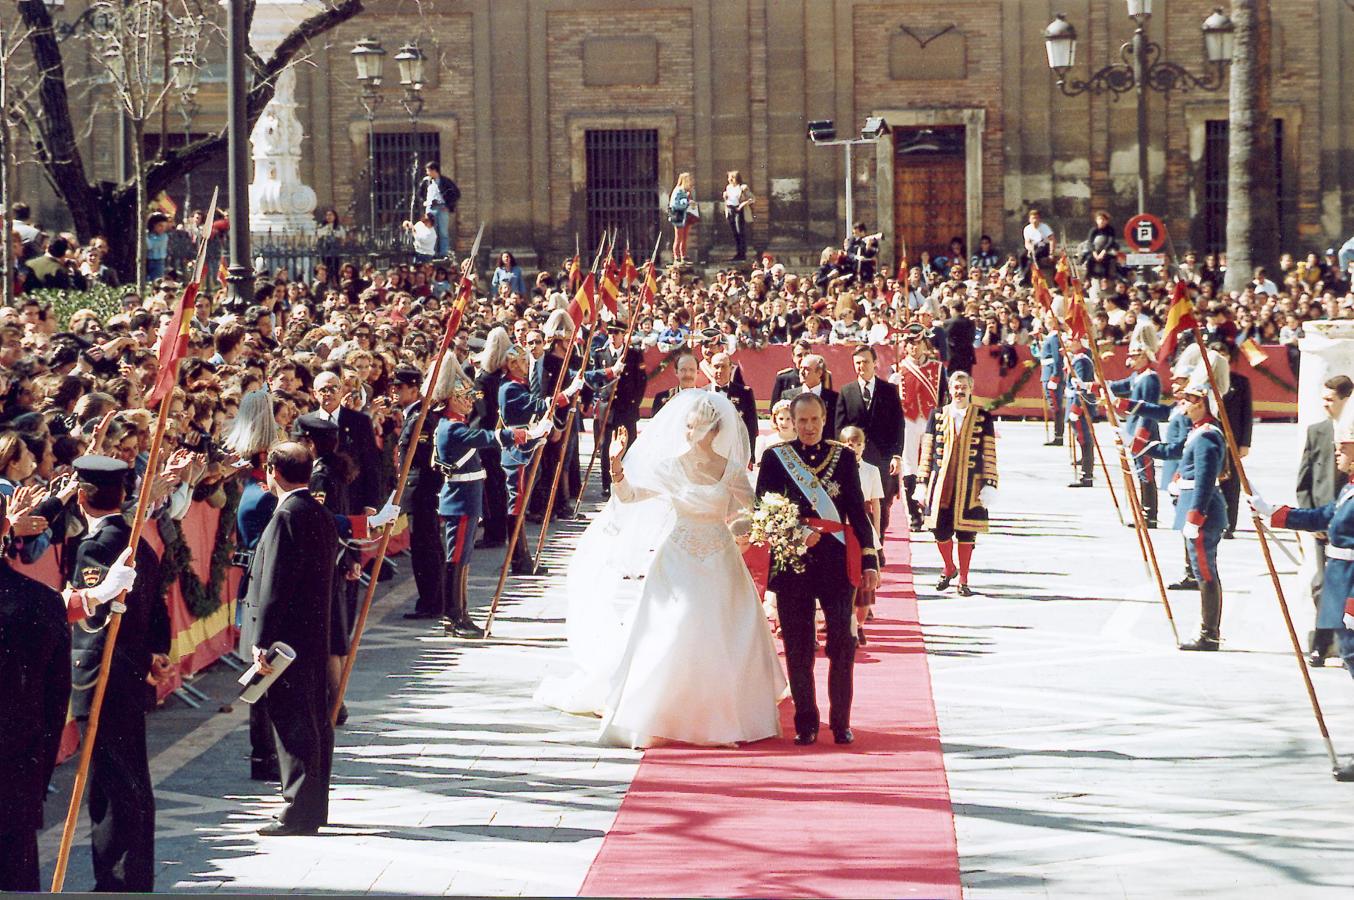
[1297,375,1353,665]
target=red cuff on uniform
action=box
[66,590,88,624]
[1115,397,1130,414]
[1186,510,1205,527]
[1346,596,1354,619]
[347,514,369,540]
[1272,506,1290,529]
[511,428,529,445]
[553,393,569,408]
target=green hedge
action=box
[22,285,125,328]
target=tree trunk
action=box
[1222,0,1278,294]
[133,120,146,294]
[2,19,13,307]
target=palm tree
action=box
[1223,0,1278,294]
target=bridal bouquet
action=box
[748,492,810,576]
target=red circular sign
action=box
[1124,213,1168,252]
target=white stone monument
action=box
[248,1,318,235]
[1297,320,1354,427]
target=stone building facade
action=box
[15,0,1354,270]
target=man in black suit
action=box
[780,352,837,426]
[1220,343,1253,539]
[243,441,340,836]
[63,455,168,892]
[1297,375,1353,664]
[756,393,879,745]
[771,340,813,405]
[393,366,443,619]
[708,351,758,449]
[0,496,71,892]
[943,302,977,375]
[594,322,648,498]
[834,345,903,538]
[313,369,382,512]
[651,351,699,418]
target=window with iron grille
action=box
[584,129,660,253]
[370,131,442,229]
[1201,118,1287,255]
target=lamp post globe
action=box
[351,36,386,85]
[394,42,426,88]
[1202,7,1236,65]
[1043,14,1077,73]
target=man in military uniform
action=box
[1106,343,1163,527]
[62,455,168,892]
[393,366,445,620]
[771,340,813,405]
[593,322,648,500]
[1064,334,1098,488]
[652,351,699,418]
[435,379,552,636]
[708,351,759,451]
[501,344,584,574]
[1151,380,1229,651]
[755,393,879,746]
[0,495,71,891]
[471,328,513,548]
[1033,313,1064,446]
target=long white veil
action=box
[537,388,752,715]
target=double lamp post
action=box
[350,36,426,240]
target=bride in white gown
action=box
[536,388,787,748]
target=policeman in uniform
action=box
[593,322,648,500]
[63,455,167,892]
[435,379,551,636]
[1034,313,1064,445]
[0,494,71,891]
[1106,342,1163,527]
[392,365,445,620]
[1246,416,1354,780]
[1064,333,1097,487]
[501,344,583,574]
[1150,380,1229,651]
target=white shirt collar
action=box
[276,486,309,505]
[85,512,123,536]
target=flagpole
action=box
[1189,320,1339,772]
[530,231,617,569]
[575,233,663,513]
[330,225,485,723]
[50,188,220,893]
[1065,256,1179,643]
[482,234,608,637]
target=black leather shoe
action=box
[526,512,545,524]
[1045,438,1064,446]
[1334,760,1354,782]
[856,627,867,647]
[452,619,486,639]
[956,584,974,597]
[1168,577,1200,591]
[403,610,437,620]
[250,758,280,782]
[512,563,547,576]
[1145,519,1158,529]
[1178,636,1220,652]
[833,728,854,745]
[1308,651,1327,668]
[554,509,579,522]
[336,703,349,726]
[258,819,319,837]
[936,573,955,591]
[793,729,818,746]
[1068,479,1093,488]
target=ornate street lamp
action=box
[1043,4,1234,213]
[352,37,386,236]
[394,42,427,233]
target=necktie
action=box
[862,383,872,407]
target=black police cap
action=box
[392,366,423,387]
[73,454,130,488]
[293,413,339,438]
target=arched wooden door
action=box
[892,126,966,268]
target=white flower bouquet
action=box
[748,492,810,576]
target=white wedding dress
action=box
[536,389,787,748]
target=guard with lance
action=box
[1104,342,1162,528]
[62,455,168,892]
[433,366,552,636]
[393,365,446,620]
[1033,312,1064,446]
[1063,333,1097,488]
[593,320,647,501]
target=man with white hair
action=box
[780,352,837,427]
[708,351,758,449]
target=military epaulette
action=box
[776,366,796,376]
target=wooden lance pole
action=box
[330,224,485,723]
[51,190,220,892]
[1189,321,1340,772]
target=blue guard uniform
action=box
[1107,359,1163,524]
[1064,344,1097,486]
[1034,330,1064,443]
[1150,397,1228,649]
[434,407,532,636]
[500,369,567,573]
[1267,483,1354,672]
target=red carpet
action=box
[580,501,962,898]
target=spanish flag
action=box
[637,260,659,308]
[440,272,475,352]
[1031,265,1054,311]
[1157,281,1197,365]
[149,280,199,404]
[599,258,621,315]
[566,255,582,293]
[620,250,638,287]
[567,272,598,328]
[1065,278,1092,342]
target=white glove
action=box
[1345,612,1354,631]
[367,498,401,530]
[979,485,997,509]
[562,375,586,398]
[1182,520,1201,541]
[526,416,554,440]
[912,483,927,503]
[87,547,137,605]
[610,358,626,376]
[1244,492,1275,517]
